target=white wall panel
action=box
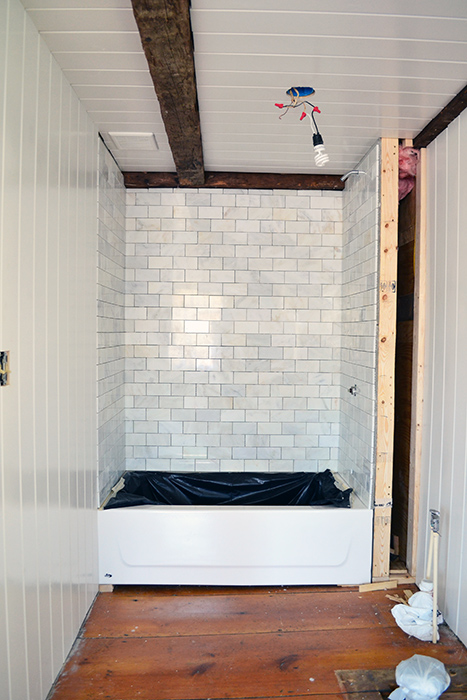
[419,110,467,647]
[0,1,99,698]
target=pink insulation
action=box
[398,146,420,201]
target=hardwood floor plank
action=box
[49,585,467,700]
[83,589,401,639]
[49,625,467,700]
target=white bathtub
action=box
[98,499,373,586]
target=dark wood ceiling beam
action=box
[413,83,467,149]
[131,0,204,186]
[124,171,345,191]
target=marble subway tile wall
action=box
[97,141,127,502]
[340,143,380,507]
[125,189,343,474]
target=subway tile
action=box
[148,205,173,217]
[220,206,250,221]
[236,219,261,232]
[116,184,378,487]
[199,206,223,218]
[211,194,236,207]
[127,205,148,217]
[186,192,211,206]
[135,192,161,206]
[211,219,236,232]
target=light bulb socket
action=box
[312,132,324,147]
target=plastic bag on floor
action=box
[388,654,450,700]
[391,591,443,642]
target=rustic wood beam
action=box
[131,0,204,186]
[413,83,467,149]
[123,171,345,191]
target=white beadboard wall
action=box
[124,189,344,474]
[97,140,126,503]
[418,111,467,646]
[0,1,99,699]
[340,144,380,508]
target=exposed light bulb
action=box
[312,133,329,167]
[314,144,329,167]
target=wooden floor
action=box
[48,584,467,700]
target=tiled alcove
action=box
[98,143,380,510]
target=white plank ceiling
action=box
[20,0,467,175]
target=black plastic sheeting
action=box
[104,470,352,509]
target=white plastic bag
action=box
[391,591,443,642]
[388,654,450,700]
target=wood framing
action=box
[391,137,415,566]
[406,148,427,576]
[131,0,205,186]
[413,83,467,148]
[373,138,399,580]
[123,171,345,191]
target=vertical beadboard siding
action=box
[124,189,343,474]
[419,111,467,646]
[0,1,8,690]
[340,144,380,508]
[0,1,99,699]
[97,140,126,503]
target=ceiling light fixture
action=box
[275,86,329,167]
[305,111,329,168]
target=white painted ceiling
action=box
[20,0,467,175]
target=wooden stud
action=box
[407,148,427,576]
[389,574,417,585]
[373,138,399,580]
[130,0,205,186]
[358,580,398,593]
[123,170,345,191]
